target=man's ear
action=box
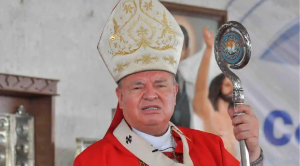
[173,83,178,98]
[116,88,123,109]
[185,48,191,58]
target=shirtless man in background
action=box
[193,27,236,156]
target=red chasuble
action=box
[73,105,239,166]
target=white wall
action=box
[0,0,226,165]
[0,0,298,166]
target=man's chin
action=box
[142,117,165,126]
[144,119,162,126]
[221,94,233,103]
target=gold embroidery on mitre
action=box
[163,55,177,66]
[129,16,157,50]
[143,0,153,11]
[140,0,176,43]
[110,0,137,43]
[124,3,134,13]
[113,61,131,73]
[109,0,178,58]
[134,54,159,64]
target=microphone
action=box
[152,147,175,153]
[152,149,159,152]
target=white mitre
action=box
[98,0,184,82]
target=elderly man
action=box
[73,0,263,165]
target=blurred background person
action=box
[170,25,191,128]
[193,27,237,157]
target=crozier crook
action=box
[214,21,251,166]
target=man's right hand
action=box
[203,26,214,49]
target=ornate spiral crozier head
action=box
[214,21,251,107]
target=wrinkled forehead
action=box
[119,71,175,85]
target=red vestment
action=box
[73,105,239,166]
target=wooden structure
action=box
[0,73,58,166]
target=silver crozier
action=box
[214,21,251,166]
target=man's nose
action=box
[143,86,158,101]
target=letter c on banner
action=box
[264,110,293,146]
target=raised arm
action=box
[193,27,214,121]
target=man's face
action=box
[116,71,178,130]
[221,77,233,102]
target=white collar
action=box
[132,125,175,152]
[113,119,194,165]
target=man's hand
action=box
[228,105,261,162]
[203,26,214,49]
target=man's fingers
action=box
[233,124,252,136]
[232,114,252,126]
[228,108,235,120]
[203,26,208,34]
[209,30,214,36]
[235,131,257,141]
[234,104,255,117]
